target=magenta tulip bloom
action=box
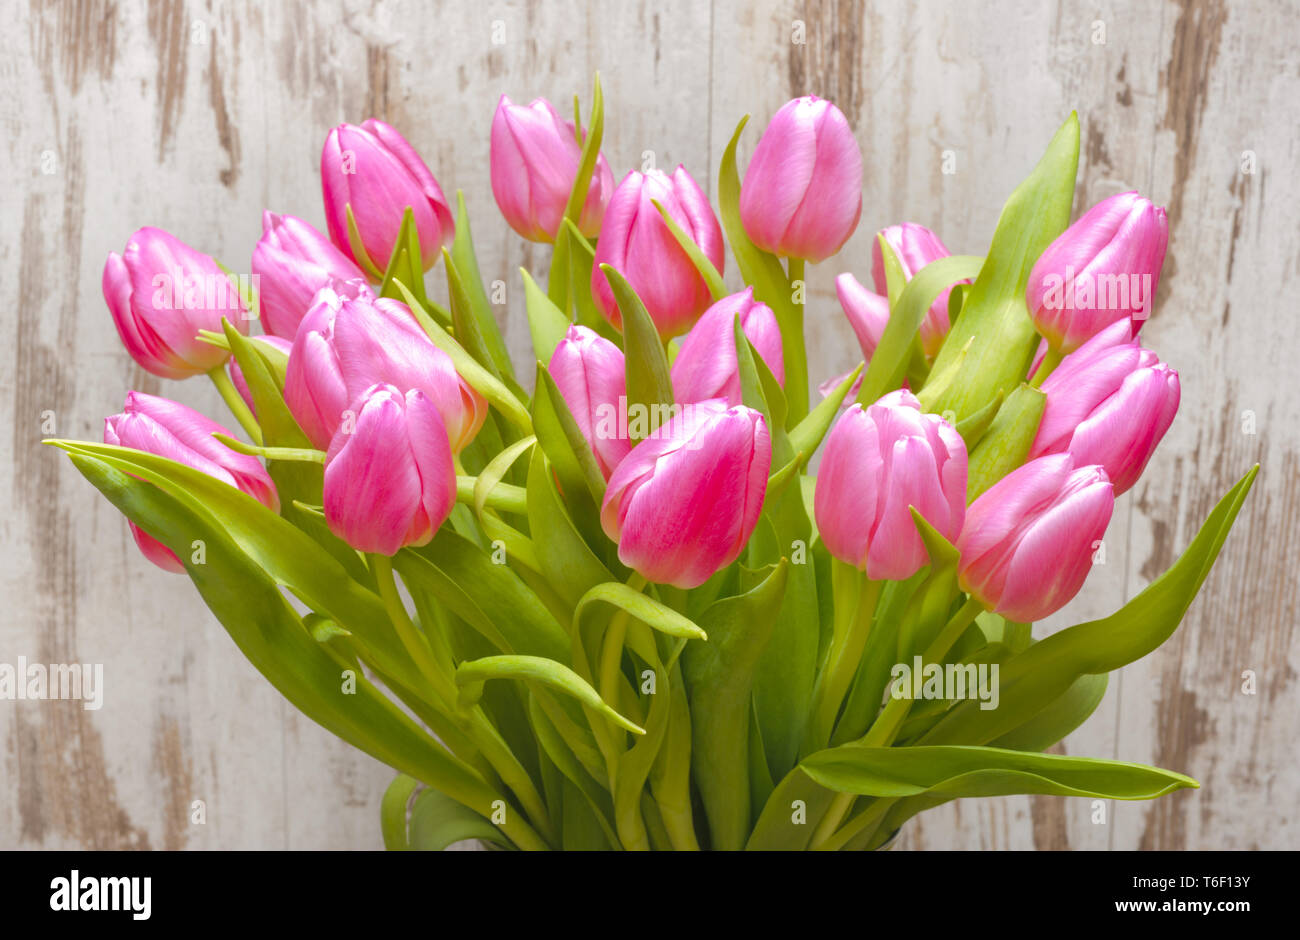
[1026,191,1169,353]
[739,96,862,263]
[103,227,250,379]
[601,401,771,588]
[104,391,279,571]
[1030,328,1179,495]
[814,390,967,581]
[591,167,724,339]
[323,385,456,555]
[835,272,891,365]
[252,211,364,339]
[228,334,294,416]
[870,223,966,359]
[957,453,1114,622]
[490,95,615,243]
[671,288,784,407]
[549,325,630,479]
[285,283,486,452]
[321,120,454,277]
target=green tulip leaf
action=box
[801,744,1197,801]
[682,560,789,850]
[407,786,513,851]
[455,655,645,736]
[856,254,984,408]
[523,268,573,364]
[651,197,727,301]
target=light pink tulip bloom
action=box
[1030,327,1179,495]
[490,95,615,242]
[1026,191,1168,353]
[104,391,279,571]
[835,272,891,364]
[670,288,784,407]
[814,390,967,580]
[591,167,724,339]
[284,283,486,452]
[321,120,454,277]
[739,96,862,263]
[871,223,967,359]
[228,334,294,416]
[601,400,771,588]
[103,227,250,379]
[548,325,630,479]
[957,453,1114,622]
[252,211,364,339]
[323,384,456,555]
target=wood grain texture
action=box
[1,0,1295,850]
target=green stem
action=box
[1029,346,1064,388]
[805,564,880,752]
[811,595,986,850]
[784,256,809,425]
[456,475,527,515]
[208,366,263,445]
[371,553,556,847]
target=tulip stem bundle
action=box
[63,77,1258,851]
[206,366,263,445]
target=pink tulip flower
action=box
[670,288,785,407]
[835,272,891,365]
[1030,327,1179,495]
[284,283,486,452]
[871,223,966,359]
[323,384,456,555]
[1026,191,1168,353]
[252,211,364,339]
[956,453,1114,622]
[591,167,724,339]
[601,400,771,588]
[490,95,615,242]
[814,390,967,580]
[103,227,250,379]
[321,120,454,277]
[104,391,279,571]
[548,325,631,479]
[739,96,862,263]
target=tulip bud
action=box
[1030,327,1179,495]
[490,95,615,243]
[739,95,863,263]
[870,223,966,359]
[323,384,456,555]
[835,272,890,365]
[956,453,1114,622]
[1026,191,1169,353]
[104,391,279,571]
[601,400,771,588]
[321,120,454,277]
[252,211,364,339]
[228,334,294,416]
[670,288,785,407]
[103,227,250,379]
[548,325,630,479]
[591,167,724,339]
[814,390,967,580]
[285,283,486,452]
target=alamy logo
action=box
[890,657,999,710]
[0,658,103,710]
[50,870,151,920]
[1039,265,1152,318]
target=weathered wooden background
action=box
[2,0,1296,850]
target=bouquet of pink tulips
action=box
[56,77,1256,851]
